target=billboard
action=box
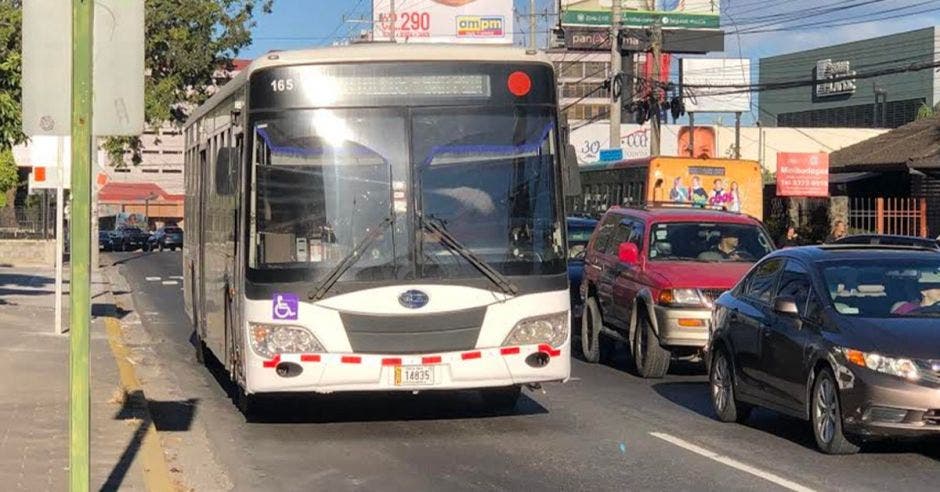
[571,123,680,163]
[372,0,513,44]
[776,152,829,197]
[561,0,720,29]
[682,58,751,113]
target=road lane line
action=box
[161,280,178,286]
[649,432,816,492]
[145,276,161,281]
[170,276,183,280]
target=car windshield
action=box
[567,224,596,258]
[821,259,940,318]
[122,228,142,234]
[413,107,563,278]
[165,227,182,234]
[648,222,774,262]
[249,106,563,283]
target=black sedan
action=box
[708,244,940,454]
[115,226,150,251]
[832,234,939,250]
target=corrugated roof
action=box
[99,182,183,202]
[830,115,940,170]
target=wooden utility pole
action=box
[609,0,622,150]
[650,19,662,156]
[528,0,537,52]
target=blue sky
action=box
[243,1,940,60]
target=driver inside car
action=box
[697,232,743,261]
[891,273,940,314]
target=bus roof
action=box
[185,44,552,128]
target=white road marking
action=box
[145,276,161,281]
[649,432,815,492]
[170,276,184,280]
[161,280,178,286]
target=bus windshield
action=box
[249,106,564,284]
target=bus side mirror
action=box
[563,143,581,197]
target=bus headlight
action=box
[249,323,325,359]
[502,312,569,348]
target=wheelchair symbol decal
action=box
[272,293,299,321]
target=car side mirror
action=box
[618,242,639,265]
[774,296,800,316]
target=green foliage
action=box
[916,102,934,121]
[106,0,274,167]
[0,149,17,208]
[0,1,24,150]
[0,2,23,207]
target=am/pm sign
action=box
[776,152,829,197]
[372,0,513,44]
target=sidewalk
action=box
[0,265,149,491]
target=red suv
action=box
[579,206,775,377]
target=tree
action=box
[0,1,24,208]
[103,0,273,166]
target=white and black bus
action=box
[183,44,580,415]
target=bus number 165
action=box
[271,79,295,92]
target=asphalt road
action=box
[107,251,940,491]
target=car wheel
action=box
[710,349,752,423]
[632,310,670,378]
[581,296,602,363]
[811,368,860,455]
[481,385,522,411]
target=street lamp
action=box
[142,192,158,230]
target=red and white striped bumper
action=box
[245,342,570,394]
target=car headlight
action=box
[840,348,920,381]
[658,289,705,307]
[249,323,325,359]
[502,311,568,348]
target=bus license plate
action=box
[394,365,434,386]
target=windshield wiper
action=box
[420,214,519,296]
[307,217,393,301]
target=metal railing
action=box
[0,207,53,239]
[848,197,928,237]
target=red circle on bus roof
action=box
[507,71,532,97]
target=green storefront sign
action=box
[562,10,720,29]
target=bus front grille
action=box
[339,307,486,355]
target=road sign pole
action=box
[70,0,93,490]
[55,137,65,336]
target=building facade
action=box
[548,51,612,122]
[759,27,940,129]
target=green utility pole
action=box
[70,0,94,490]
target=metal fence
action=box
[848,197,928,236]
[0,206,53,239]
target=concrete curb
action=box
[103,315,176,492]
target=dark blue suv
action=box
[567,216,598,317]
